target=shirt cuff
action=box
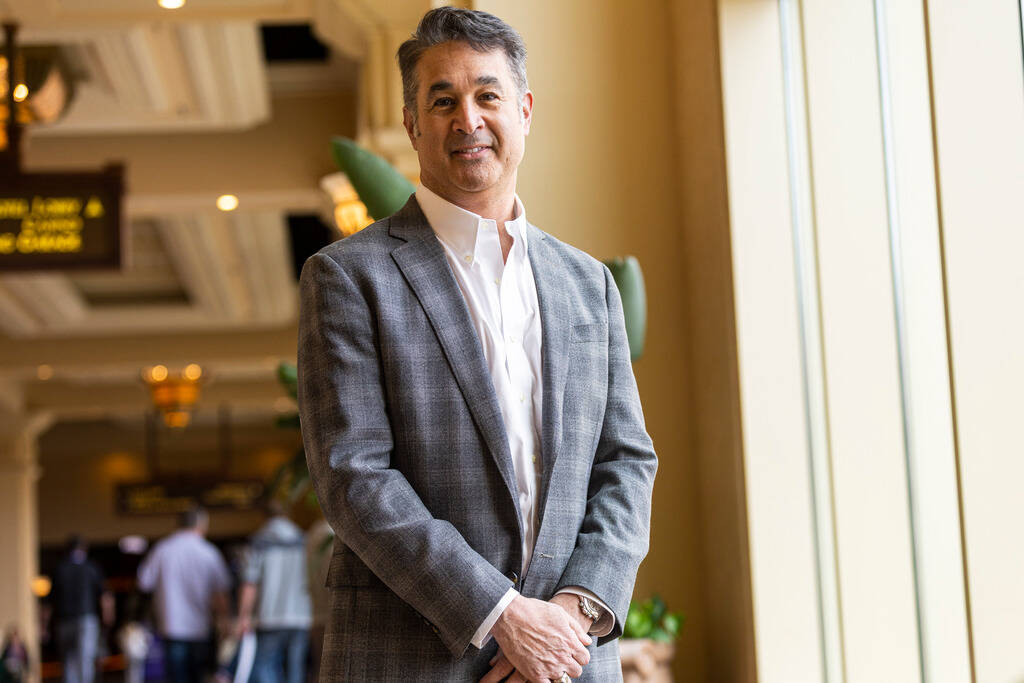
[554,587,614,637]
[470,587,519,649]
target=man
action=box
[137,507,231,683]
[236,500,312,683]
[298,7,657,682]
[48,535,113,683]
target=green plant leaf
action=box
[624,602,653,638]
[330,137,415,220]
[662,613,682,637]
[602,256,646,361]
[277,361,298,399]
[624,596,684,642]
[649,594,667,624]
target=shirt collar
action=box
[416,183,528,264]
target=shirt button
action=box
[494,278,500,285]
[532,454,537,464]
[464,254,472,262]
[519,394,525,403]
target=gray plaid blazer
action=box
[297,196,657,681]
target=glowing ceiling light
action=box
[31,576,52,598]
[36,364,54,380]
[216,194,239,212]
[148,365,169,382]
[158,0,186,8]
[183,363,202,380]
[12,84,28,102]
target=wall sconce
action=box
[319,172,374,237]
[141,364,205,428]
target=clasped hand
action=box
[479,595,591,682]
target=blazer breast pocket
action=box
[570,322,606,343]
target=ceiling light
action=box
[31,576,52,598]
[12,84,28,102]
[217,194,239,212]
[141,365,205,428]
[36,364,53,380]
[158,0,186,8]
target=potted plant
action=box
[620,595,684,682]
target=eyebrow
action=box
[426,75,502,97]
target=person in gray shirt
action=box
[137,507,231,683]
[236,500,312,683]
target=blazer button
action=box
[507,571,519,584]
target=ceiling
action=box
[0,0,393,426]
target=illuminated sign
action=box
[116,479,266,516]
[0,164,124,270]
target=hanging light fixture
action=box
[0,43,77,152]
[141,364,205,428]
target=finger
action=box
[571,645,591,667]
[565,659,584,678]
[478,656,514,683]
[506,671,527,683]
[488,651,505,667]
[566,616,592,646]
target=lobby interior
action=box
[1,0,1022,681]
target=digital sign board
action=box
[116,479,267,516]
[0,164,124,270]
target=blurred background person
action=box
[0,626,31,683]
[236,499,311,683]
[137,506,232,683]
[48,535,113,683]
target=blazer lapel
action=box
[388,197,524,530]
[526,222,572,525]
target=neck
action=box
[421,178,518,223]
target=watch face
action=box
[579,596,599,620]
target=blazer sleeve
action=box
[297,251,513,658]
[554,263,658,645]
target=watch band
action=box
[578,595,601,622]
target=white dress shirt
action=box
[415,185,613,647]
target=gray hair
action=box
[397,7,528,114]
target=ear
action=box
[402,107,419,149]
[520,90,534,135]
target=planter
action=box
[620,638,675,683]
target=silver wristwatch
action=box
[578,595,601,622]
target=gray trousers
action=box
[57,614,99,683]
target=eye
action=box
[432,97,455,108]
[479,92,499,102]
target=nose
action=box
[452,99,484,134]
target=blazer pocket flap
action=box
[325,545,384,588]
[571,322,606,342]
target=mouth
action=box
[450,145,491,160]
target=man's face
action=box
[403,41,533,206]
